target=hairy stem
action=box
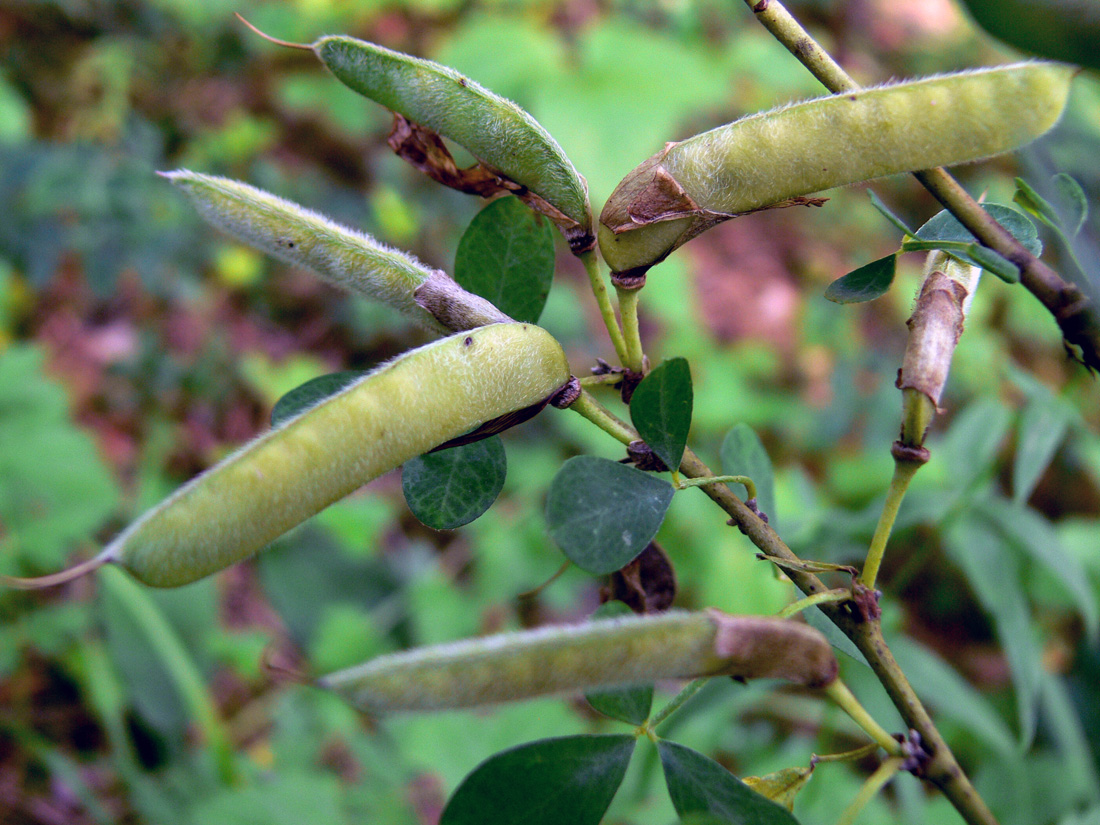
[824,680,903,757]
[580,250,630,366]
[567,388,636,445]
[743,0,1100,372]
[677,474,757,501]
[860,458,921,589]
[836,756,905,825]
[616,285,646,374]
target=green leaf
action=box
[941,398,1013,494]
[440,735,636,825]
[270,370,365,428]
[903,203,1040,281]
[720,424,777,529]
[954,0,1100,71]
[1013,394,1072,505]
[584,601,654,724]
[546,456,674,575]
[945,515,1042,746]
[977,497,1099,642]
[188,771,346,825]
[1013,177,1062,232]
[868,190,914,236]
[630,357,693,471]
[824,254,897,303]
[1052,173,1088,237]
[658,740,800,825]
[454,196,556,324]
[402,437,507,530]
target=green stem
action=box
[616,285,646,374]
[648,677,709,731]
[836,756,905,825]
[778,588,849,619]
[580,249,630,367]
[860,458,921,590]
[741,0,1100,372]
[824,680,903,757]
[567,388,637,445]
[676,474,757,501]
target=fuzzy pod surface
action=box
[314,36,593,248]
[164,170,507,333]
[31,324,570,588]
[599,62,1075,276]
[320,610,838,714]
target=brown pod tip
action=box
[708,610,839,688]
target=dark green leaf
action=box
[941,398,1013,494]
[903,203,1039,281]
[955,0,1100,71]
[945,516,1041,746]
[584,601,654,724]
[546,456,674,575]
[977,497,1099,642]
[454,196,556,324]
[1053,173,1088,237]
[1013,395,1071,505]
[720,424,777,529]
[630,357,693,471]
[824,254,897,303]
[440,735,636,825]
[658,740,800,825]
[271,371,365,428]
[868,190,914,236]
[402,437,507,530]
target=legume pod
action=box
[599,62,1074,277]
[6,323,571,588]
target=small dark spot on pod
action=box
[459,77,468,87]
[464,336,473,346]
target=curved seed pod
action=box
[897,251,981,448]
[311,35,594,252]
[6,323,571,589]
[320,610,837,714]
[599,62,1075,277]
[163,170,509,333]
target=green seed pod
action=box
[321,610,838,714]
[897,251,981,448]
[7,324,570,589]
[310,35,594,252]
[600,62,1074,277]
[163,170,509,333]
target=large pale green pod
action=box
[599,62,1075,276]
[314,36,594,251]
[321,610,838,713]
[10,324,570,589]
[163,170,508,333]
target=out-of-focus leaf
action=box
[630,357,693,471]
[977,498,1099,641]
[945,516,1042,746]
[402,437,507,530]
[890,637,1017,757]
[270,371,365,428]
[955,0,1100,70]
[440,735,635,825]
[1039,671,1100,809]
[584,601,654,724]
[188,771,345,825]
[546,457,674,575]
[1052,174,1088,237]
[1013,394,1072,504]
[454,196,555,324]
[658,740,801,824]
[940,398,1013,493]
[0,345,120,573]
[824,254,897,303]
[720,424,777,529]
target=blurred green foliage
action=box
[2,0,1100,823]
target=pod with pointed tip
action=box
[310,35,594,252]
[599,62,1075,277]
[6,323,571,589]
[320,609,838,714]
[163,170,509,333]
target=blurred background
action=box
[2,0,1100,823]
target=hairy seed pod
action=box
[320,610,838,714]
[6,324,571,589]
[897,252,981,448]
[599,63,1074,277]
[163,170,509,333]
[312,36,594,251]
